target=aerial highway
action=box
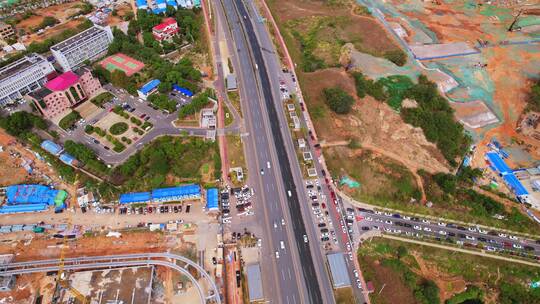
[0,252,220,303]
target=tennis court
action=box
[100,53,145,77]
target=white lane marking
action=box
[281,269,286,281]
[292,294,297,304]
[288,268,292,280]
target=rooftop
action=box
[45,71,79,91]
[246,264,263,301]
[153,18,177,32]
[29,87,53,100]
[327,253,351,288]
[51,26,109,53]
[0,53,48,83]
[139,79,161,94]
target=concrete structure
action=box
[0,275,15,292]
[29,67,102,118]
[0,22,15,41]
[226,74,237,91]
[409,42,480,61]
[152,18,179,42]
[138,79,160,100]
[0,53,55,106]
[201,108,216,129]
[326,253,351,288]
[51,25,114,72]
[246,263,263,302]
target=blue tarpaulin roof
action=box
[41,140,62,155]
[152,184,200,199]
[206,188,218,210]
[152,7,166,14]
[139,79,161,94]
[119,192,152,204]
[503,174,529,196]
[166,0,177,6]
[59,153,76,165]
[0,203,48,214]
[486,152,511,175]
[176,0,187,6]
[172,84,194,97]
[6,185,58,206]
[136,0,147,7]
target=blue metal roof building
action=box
[206,188,218,211]
[41,140,63,156]
[503,174,529,196]
[486,151,512,175]
[59,153,77,166]
[166,0,177,7]
[0,204,48,214]
[152,184,201,202]
[137,79,161,100]
[173,84,194,97]
[136,0,148,9]
[155,0,166,8]
[6,185,58,206]
[119,192,152,204]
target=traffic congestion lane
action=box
[356,210,540,256]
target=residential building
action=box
[29,67,102,118]
[152,18,179,41]
[0,53,55,106]
[0,22,15,41]
[51,25,114,72]
[201,108,216,129]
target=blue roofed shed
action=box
[136,0,148,8]
[41,140,63,155]
[119,192,152,204]
[152,184,201,202]
[206,188,218,211]
[6,185,58,206]
[172,84,194,97]
[59,153,77,166]
[486,152,512,175]
[503,174,529,196]
[138,79,161,100]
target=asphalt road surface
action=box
[356,209,540,257]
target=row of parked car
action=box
[119,204,191,215]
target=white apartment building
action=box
[0,53,55,106]
[51,25,114,72]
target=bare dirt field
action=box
[301,68,449,175]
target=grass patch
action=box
[359,238,540,304]
[109,122,128,135]
[225,135,246,186]
[325,146,421,205]
[59,110,81,130]
[335,287,355,304]
[227,91,242,117]
[90,92,114,108]
[224,103,234,126]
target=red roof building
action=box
[152,18,179,42]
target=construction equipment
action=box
[56,218,87,304]
[508,9,523,32]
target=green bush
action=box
[109,122,129,135]
[121,136,132,144]
[178,89,214,119]
[113,142,126,153]
[34,16,59,32]
[130,117,142,126]
[84,125,94,134]
[94,127,106,137]
[58,111,81,130]
[90,92,114,107]
[384,50,407,66]
[141,122,153,130]
[323,87,355,114]
[527,77,540,112]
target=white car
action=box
[402,216,411,220]
[393,229,402,234]
[365,216,373,221]
[413,225,421,230]
[466,235,475,240]
[384,212,392,216]
[437,222,446,227]
[385,220,392,225]
[275,251,280,259]
[422,219,430,224]
[423,227,432,232]
[281,218,285,226]
[513,243,523,249]
[439,230,447,235]
[257,239,262,247]
[478,228,488,234]
[509,235,518,240]
[273,221,278,229]
[280,240,285,250]
[498,233,507,238]
[486,246,496,252]
[353,269,359,278]
[303,235,308,243]
[468,227,477,232]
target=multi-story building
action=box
[29,67,102,118]
[152,18,179,42]
[0,22,15,41]
[0,53,55,106]
[51,25,114,72]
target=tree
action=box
[323,87,355,114]
[111,70,129,88]
[396,245,408,260]
[0,111,45,136]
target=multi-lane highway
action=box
[356,209,540,257]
